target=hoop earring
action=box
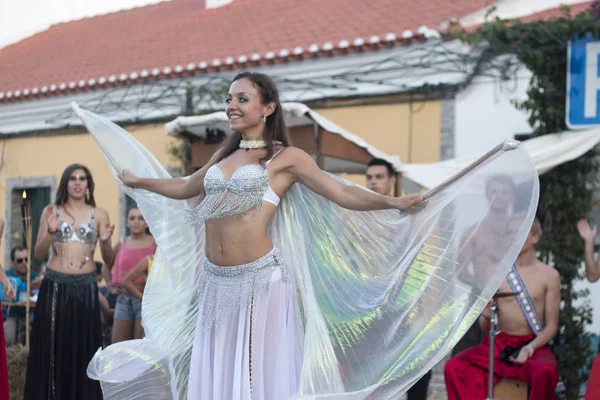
[263,115,266,123]
[85,189,90,202]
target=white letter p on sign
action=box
[585,42,600,118]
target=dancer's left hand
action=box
[118,169,139,188]
[393,193,425,212]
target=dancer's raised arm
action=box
[120,149,223,199]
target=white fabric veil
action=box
[73,103,539,399]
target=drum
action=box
[494,379,528,400]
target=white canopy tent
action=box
[166,102,401,175]
[401,128,600,190]
[165,102,600,192]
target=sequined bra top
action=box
[54,207,98,244]
[185,151,282,226]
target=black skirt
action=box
[24,269,102,400]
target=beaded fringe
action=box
[185,165,269,226]
[197,248,289,334]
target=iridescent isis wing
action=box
[73,103,203,399]
[270,141,538,399]
[75,103,538,399]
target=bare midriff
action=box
[47,242,97,275]
[204,202,277,266]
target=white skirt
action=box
[187,248,303,400]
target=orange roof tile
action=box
[0,0,490,102]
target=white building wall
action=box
[454,67,533,158]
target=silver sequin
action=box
[185,165,268,226]
[197,248,289,334]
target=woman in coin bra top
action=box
[24,163,115,400]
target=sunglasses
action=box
[15,257,28,264]
[69,175,88,182]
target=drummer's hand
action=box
[480,300,493,320]
[510,344,534,364]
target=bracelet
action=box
[47,228,57,234]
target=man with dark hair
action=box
[4,246,42,346]
[365,158,431,400]
[6,246,42,289]
[366,158,396,196]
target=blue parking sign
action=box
[567,35,600,128]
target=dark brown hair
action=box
[126,205,140,218]
[367,158,395,177]
[10,245,28,262]
[55,163,96,207]
[217,72,292,164]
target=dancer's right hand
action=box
[45,205,59,233]
[118,169,139,188]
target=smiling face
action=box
[67,168,89,201]
[225,77,275,134]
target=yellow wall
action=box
[314,101,441,186]
[0,124,178,263]
[0,101,442,262]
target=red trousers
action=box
[0,303,9,400]
[445,332,559,400]
[586,354,600,400]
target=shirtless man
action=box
[445,217,561,400]
[452,174,518,355]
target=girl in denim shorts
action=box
[107,207,155,343]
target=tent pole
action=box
[315,124,324,169]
